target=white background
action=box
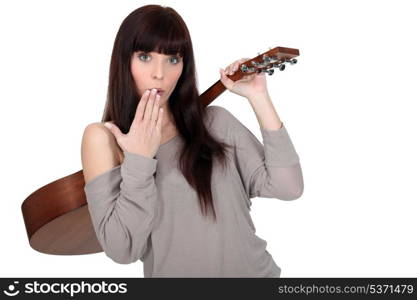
[1,0,416,277]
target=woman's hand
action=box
[104,88,164,159]
[219,57,269,99]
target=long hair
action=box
[102,5,233,222]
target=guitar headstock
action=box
[227,46,299,80]
[200,46,300,106]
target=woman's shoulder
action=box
[82,122,124,165]
[205,105,241,131]
[206,105,233,117]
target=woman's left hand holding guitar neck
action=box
[219,58,284,131]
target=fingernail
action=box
[104,122,112,129]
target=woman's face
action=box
[131,50,184,106]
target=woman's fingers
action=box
[156,107,163,132]
[231,58,249,74]
[114,88,163,158]
[220,57,254,92]
[232,59,240,71]
[224,58,249,75]
[133,89,150,125]
[144,89,157,121]
[151,93,160,124]
[219,68,234,89]
[224,65,229,74]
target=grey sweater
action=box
[84,105,303,277]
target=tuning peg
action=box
[272,63,286,71]
[257,68,275,75]
[285,58,297,65]
[241,64,257,73]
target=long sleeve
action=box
[83,151,158,264]
[227,110,304,202]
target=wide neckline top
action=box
[155,134,182,156]
[159,134,181,148]
[84,105,301,278]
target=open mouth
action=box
[150,88,164,96]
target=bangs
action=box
[132,15,187,58]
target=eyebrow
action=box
[139,51,181,57]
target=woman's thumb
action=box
[104,122,121,138]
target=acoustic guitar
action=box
[21,46,299,255]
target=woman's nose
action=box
[152,63,164,79]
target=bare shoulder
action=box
[81,122,123,185]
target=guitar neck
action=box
[199,80,227,107]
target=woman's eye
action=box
[138,53,149,61]
[170,57,180,64]
[137,53,181,64]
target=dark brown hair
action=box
[101,5,233,222]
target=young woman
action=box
[81,4,304,277]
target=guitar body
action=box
[21,46,300,255]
